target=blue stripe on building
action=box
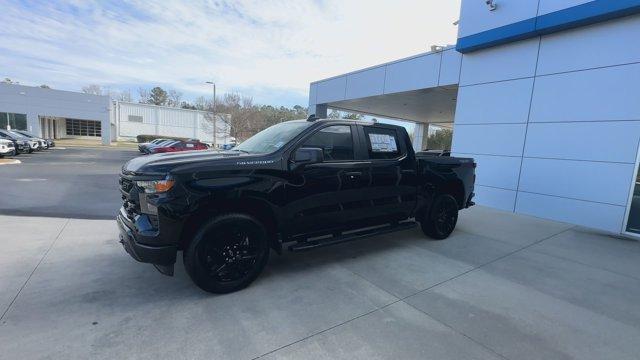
[457,0,640,53]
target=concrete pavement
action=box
[2,206,640,359]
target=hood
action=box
[122,150,273,176]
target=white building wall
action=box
[458,0,539,38]
[0,83,110,144]
[452,12,640,233]
[114,102,231,146]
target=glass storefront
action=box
[65,118,101,137]
[0,112,27,130]
[626,170,640,234]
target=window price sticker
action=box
[369,133,397,152]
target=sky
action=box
[0,0,461,107]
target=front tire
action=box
[184,213,270,294]
[420,194,459,240]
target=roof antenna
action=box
[307,114,319,122]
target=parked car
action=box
[147,140,208,154]
[0,129,33,154]
[9,130,41,151]
[117,118,476,293]
[11,130,49,151]
[13,130,55,148]
[141,139,178,154]
[0,139,16,157]
[138,138,170,153]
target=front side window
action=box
[364,127,401,160]
[302,125,354,161]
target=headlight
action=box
[136,178,175,193]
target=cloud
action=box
[0,0,460,106]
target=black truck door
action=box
[284,124,371,235]
[357,125,417,224]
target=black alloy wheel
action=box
[184,214,270,294]
[420,194,459,240]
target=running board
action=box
[288,221,417,252]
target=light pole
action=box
[205,81,216,148]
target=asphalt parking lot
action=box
[2,147,640,359]
[0,147,138,219]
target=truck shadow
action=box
[54,226,478,309]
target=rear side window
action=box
[364,127,401,160]
[302,125,354,161]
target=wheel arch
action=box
[440,179,466,209]
[179,197,280,252]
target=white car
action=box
[0,139,16,157]
[13,130,49,150]
[9,130,43,150]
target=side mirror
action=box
[293,147,324,166]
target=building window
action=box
[128,115,143,122]
[627,170,640,234]
[0,112,27,130]
[65,118,101,137]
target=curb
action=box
[0,159,21,165]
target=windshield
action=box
[1,131,20,140]
[14,131,33,138]
[235,121,311,154]
[9,130,29,139]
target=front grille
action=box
[119,177,134,193]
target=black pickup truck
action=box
[117,118,476,293]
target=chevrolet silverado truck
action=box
[117,118,476,293]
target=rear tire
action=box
[183,213,270,294]
[420,194,459,240]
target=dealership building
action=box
[0,83,229,146]
[309,0,640,236]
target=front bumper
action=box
[0,145,15,155]
[116,210,177,266]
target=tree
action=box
[2,78,18,84]
[167,90,183,107]
[189,90,309,143]
[112,89,132,102]
[328,109,341,119]
[343,112,364,120]
[81,84,104,95]
[39,84,51,89]
[137,88,150,103]
[180,101,198,110]
[425,128,453,150]
[148,87,168,106]
[327,109,362,120]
